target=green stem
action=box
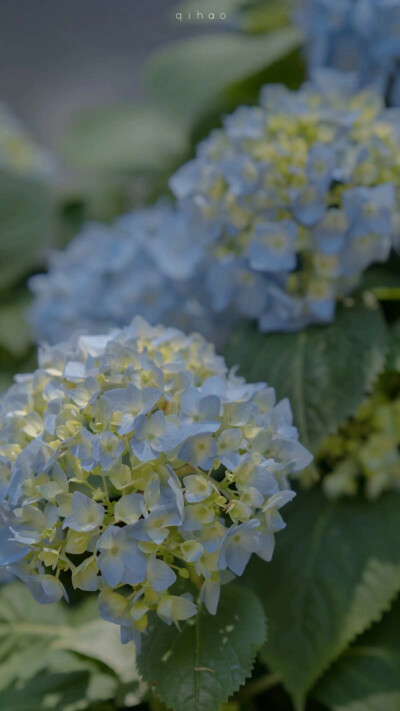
[188,566,202,590]
[372,287,400,301]
[101,473,110,503]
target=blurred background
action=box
[0,0,203,148]
[3,5,399,711]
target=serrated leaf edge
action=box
[265,559,400,711]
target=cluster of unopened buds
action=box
[316,369,400,499]
[0,318,311,649]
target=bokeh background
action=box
[2,3,400,711]
[0,0,200,148]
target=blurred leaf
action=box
[58,176,130,236]
[373,287,400,300]
[360,261,400,292]
[0,294,32,356]
[55,618,141,684]
[242,0,293,33]
[144,28,302,126]
[41,647,117,696]
[388,320,400,372]
[61,103,188,174]
[0,584,97,689]
[0,170,54,291]
[0,347,37,396]
[245,491,400,711]
[315,599,400,711]
[190,46,305,145]
[138,585,266,711]
[226,298,388,453]
[0,671,92,711]
[0,583,145,709]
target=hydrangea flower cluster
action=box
[171,70,400,331]
[28,201,221,346]
[315,370,400,499]
[0,103,53,177]
[29,72,400,341]
[0,318,311,649]
[295,0,400,105]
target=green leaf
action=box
[245,491,400,711]
[54,618,142,684]
[144,28,302,126]
[138,584,266,711]
[0,348,37,395]
[314,599,400,711]
[0,170,54,290]
[0,583,77,691]
[0,671,92,711]
[0,582,146,708]
[359,263,400,292]
[242,0,293,34]
[0,295,32,356]
[226,298,388,453]
[388,320,400,372]
[372,287,400,301]
[61,103,188,174]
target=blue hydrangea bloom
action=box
[28,201,219,346]
[0,318,311,650]
[295,0,400,105]
[170,70,400,331]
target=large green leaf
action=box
[245,491,400,711]
[0,582,79,690]
[138,584,266,711]
[144,28,302,126]
[0,170,54,290]
[54,618,142,685]
[61,104,188,174]
[0,583,145,709]
[226,299,388,453]
[314,599,400,711]
[0,671,94,711]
